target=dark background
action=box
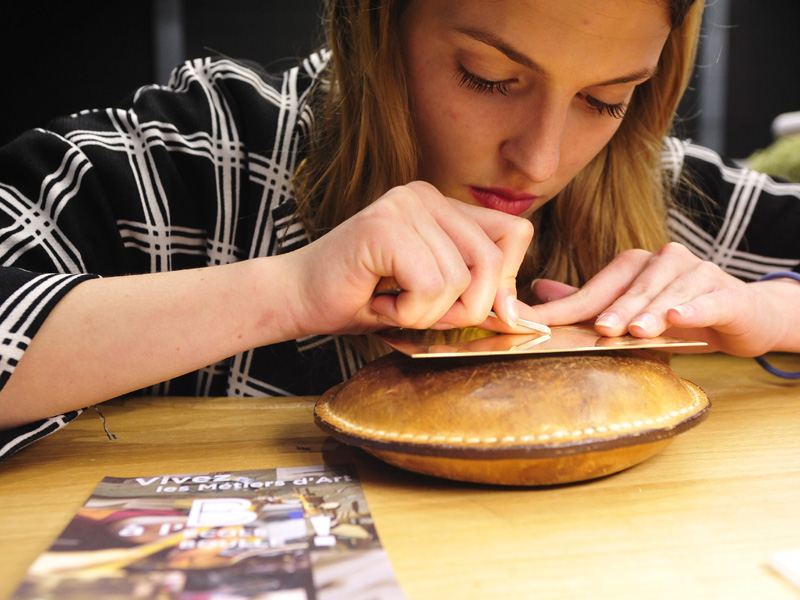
[2,0,324,145]
[3,1,798,158]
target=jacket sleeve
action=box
[0,57,273,459]
[0,125,119,459]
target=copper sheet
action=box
[377,324,707,358]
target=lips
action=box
[469,186,539,216]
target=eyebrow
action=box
[453,26,659,86]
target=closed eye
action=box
[455,65,512,96]
[581,94,628,119]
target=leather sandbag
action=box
[315,349,709,486]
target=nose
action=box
[500,97,567,184]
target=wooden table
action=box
[1,353,799,599]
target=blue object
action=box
[754,271,800,379]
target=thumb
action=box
[531,278,578,303]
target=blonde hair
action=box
[294,0,416,233]
[293,0,705,353]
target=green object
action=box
[747,134,800,183]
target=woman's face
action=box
[400,0,671,217]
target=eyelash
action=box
[456,65,628,119]
[581,94,629,119]
[456,65,511,96]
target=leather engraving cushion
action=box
[315,350,709,485]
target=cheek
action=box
[562,118,622,173]
[413,87,474,160]
[417,103,498,187]
[416,87,499,155]
[414,70,458,127]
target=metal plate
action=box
[377,324,707,358]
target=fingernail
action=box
[431,322,455,330]
[530,279,551,302]
[595,312,620,329]
[669,304,691,318]
[630,313,656,333]
[517,317,551,335]
[505,297,519,328]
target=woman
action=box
[1,0,798,459]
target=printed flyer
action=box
[12,464,406,599]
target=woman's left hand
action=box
[530,242,800,356]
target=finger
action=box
[664,291,750,354]
[373,217,470,328]
[667,294,734,329]
[531,279,577,303]
[442,199,534,326]
[479,300,549,334]
[623,260,727,338]
[532,248,652,327]
[432,214,505,325]
[352,188,467,328]
[397,183,533,327]
[593,244,712,337]
[369,243,454,328]
[665,280,795,357]
[398,211,475,326]
[369,183,507,328]
[370,182,534,330]
[667,285,756,335]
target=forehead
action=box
[416,0,671,83]
[435,0,671,34]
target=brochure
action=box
[12,464,406,599]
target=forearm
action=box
[0,257,299,428]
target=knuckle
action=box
[365,194,404,220]
[615,248,650,264]
[405,180,439,201]
[658,241,691,259]
[515,217,535,243]
[625,283,652,299]
[450,265,472,294]
[461,301,489,325]
[364,194,422,231]
[433,267,472,300]
[693,259,722,279]
[418,273,448,298]
[375,184,407,205]
[570,285,595,304]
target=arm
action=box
[0,181,537,429]
[0,57,318,431]
[0,57,537,433]
[0,259,290,429]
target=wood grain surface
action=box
[1,353,799,599]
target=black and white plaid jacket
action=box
[1,54,798,460]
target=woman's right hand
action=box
[285,181,539,337]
